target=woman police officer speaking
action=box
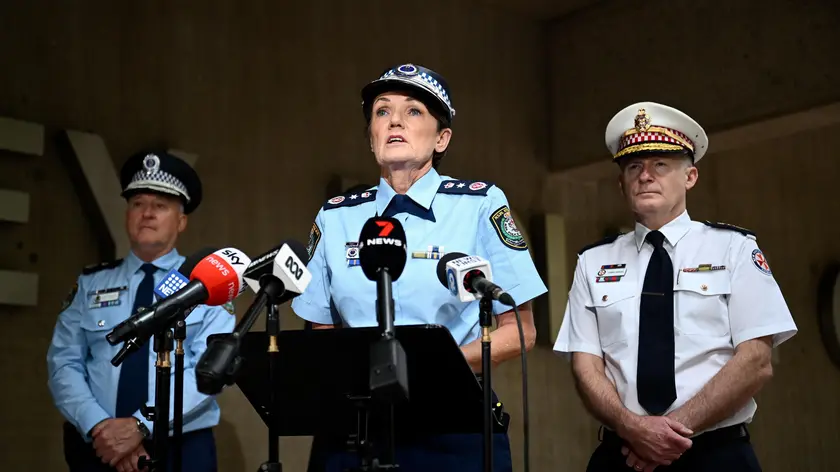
[291,63,547,472]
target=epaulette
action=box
[577,234,622,255]
[323,189,378,210]
[702,221,755,238]
[82,259,123,275]
[437,179,495,196]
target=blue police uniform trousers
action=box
[62,421,218,472]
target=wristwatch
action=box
[134,417,150,439]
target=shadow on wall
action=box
[216,417,246,472]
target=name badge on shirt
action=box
[87,286,127,309]
[346,242,361,267]
[411,245,445,260]
[596,264,626,283]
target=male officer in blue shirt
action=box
[293,63,547,472]
[47,150,234,472]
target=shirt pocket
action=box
[79,308,125,356]
[674,270,732,337]
[586,283,637,348]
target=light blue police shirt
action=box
[292,168,547,346]
[46,249,235,440]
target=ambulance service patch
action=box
[490,205,527,251]
[307,222,322,260]
[751,249,772,275]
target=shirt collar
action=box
[375,167,443,216]
[634,210,693,252]
[125,248,182,274]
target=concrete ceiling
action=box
[472,0,604,21]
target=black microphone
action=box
[358,216,407,330]
[435,252,516,307]
[195,240,312,396]
[358,216,409,403]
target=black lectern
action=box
[209,324,508,469]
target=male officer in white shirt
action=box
[554,102,797,471]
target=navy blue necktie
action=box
[382,194,436,222]
[637,230,677,415]
[115,263,157,418]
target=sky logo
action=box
[154,269,189,299]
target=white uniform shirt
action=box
[554,211,797,432]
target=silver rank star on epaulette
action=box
[412,245,445,259]
[346,242,361,267]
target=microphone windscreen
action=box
[179,247,218,275]
[436,252,467,288]
[358,217,407,281]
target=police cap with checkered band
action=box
[606,102,709,164]
[120,150,203,214]
[361,63,456,125]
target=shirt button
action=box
[602,295,608,302]
[98,320,105,327]
[700,284,708,291]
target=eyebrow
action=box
[374,96,419,105]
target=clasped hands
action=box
[617,415,694,472]
[91,418,150,472]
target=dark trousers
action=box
[62,422,218,472]
[586,424,762,472]
[308,431,512,472]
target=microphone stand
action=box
[251,275,288,472]
[352,267,407,471]
[263,299,282,472]
[112,308,192,472]
[173,319,187,472]
[479,294,494,472]
[138,328,174,472]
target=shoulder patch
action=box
[490,205,528,251]
[222,301,236,315]
[702,221,755,238]
[323,189,377,210]
[82,259,123,275]
[306,221,322,260]
[578,234,622,255]
[61,282,78,311]
[437,179,495,196]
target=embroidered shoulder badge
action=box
[81,259,123,275]
[751,249,772,275]
[323,190,377,210]
[577,234,621,255]
[307,222,322,261]
[490,205,527,251]
[222,301,236,315]
[61,282,78,311]
[438,179,494,196]
[702,221,755,238]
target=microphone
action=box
[358,216,409,403]
[359,216,407,282]
[106,247,252,355]
[436,252,516,307]
[195,240,311,396]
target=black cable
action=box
[511,302,529,472]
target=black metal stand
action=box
[173,319,187,472]
[139,328,174,472]
[349,268,408,471]
[260,301,283,472]
[479,294,494,472]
